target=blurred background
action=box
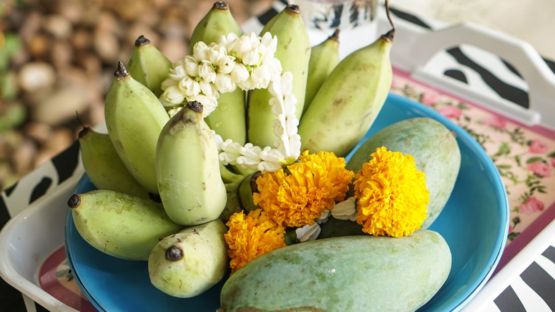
[0,0,554,191]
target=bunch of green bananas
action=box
[71,0,395,299]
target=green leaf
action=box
[495,142,511,157]
[548,151,555,158]
[508,232,520,241]
[514,155,522,166]
[457,103,468,110]
[526,156,544,164]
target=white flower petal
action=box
[217,55,235,74]
[198,62,216,82]
[242,50,260,66]
[184,56,199,77]
[257,160,282,172]
[161,78,177,91]
[215,74,235,93]
[331,197,357,221]
[231,64,249,83]
[295,223,321,242]
[193,42,209,60]
[169,65,186,80]
[160,86,185,107]
[200,81,216,97]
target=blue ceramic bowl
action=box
[65,93,509,312]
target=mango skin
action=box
[220,230,451,312]
[347,117,461,228]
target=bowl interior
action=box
[65,93,508,312]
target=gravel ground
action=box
[0,0,273,190]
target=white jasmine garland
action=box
[161,32,301,172]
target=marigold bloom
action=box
[224,209,285,272]
[253,151,354,227]
[354,147,429,237]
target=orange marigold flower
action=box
[354,147,429,237]
[253,151,354,227]
[224,209,285,272]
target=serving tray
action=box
[1,2,554,311]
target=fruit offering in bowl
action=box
[66,2,508,311]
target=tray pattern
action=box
[1,2,554,311]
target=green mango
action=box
[220,230,451,311]
[347,117,461,228]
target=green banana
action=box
[190,1,241,47]
[69,190,181,260]
[237,172,260,212]
[220,163,246,184]
[127,35,171,96]
[299,30,394,156]
[304,29,340,113]
[247,5,311,147]
[148,220,228,298]
[105,62,169,193]
[191,1,245,144]
[220,167,248,222]
[156,102,227,226]
[220,185,243,222]
[78,127,148,199]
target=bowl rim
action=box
[66,93,510,312]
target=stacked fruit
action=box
[70,2,462,310]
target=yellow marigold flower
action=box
[224,209,285,272]
[253,151,354,227]
[354,147,429,237]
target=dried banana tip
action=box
[68,194,81,208]
[165,245,184,261]
[134,35,151,47]
[382,29,395,41]
[213,1,228,9]
[187,101,203,114]
[114,61,129,78]
[287,4,300,13]
[330,28,340,41]
[78,127,90,139]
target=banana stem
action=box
[213,1,228,10]
[384,0,395,34]
[68,194,81,208]
[78,126,90,139]
[329,28,340,41]
[114,61,129,78]
[134,35,150,47]
[165,246,184,261]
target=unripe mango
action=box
[221,230,451,311]
[348,117,461,228]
